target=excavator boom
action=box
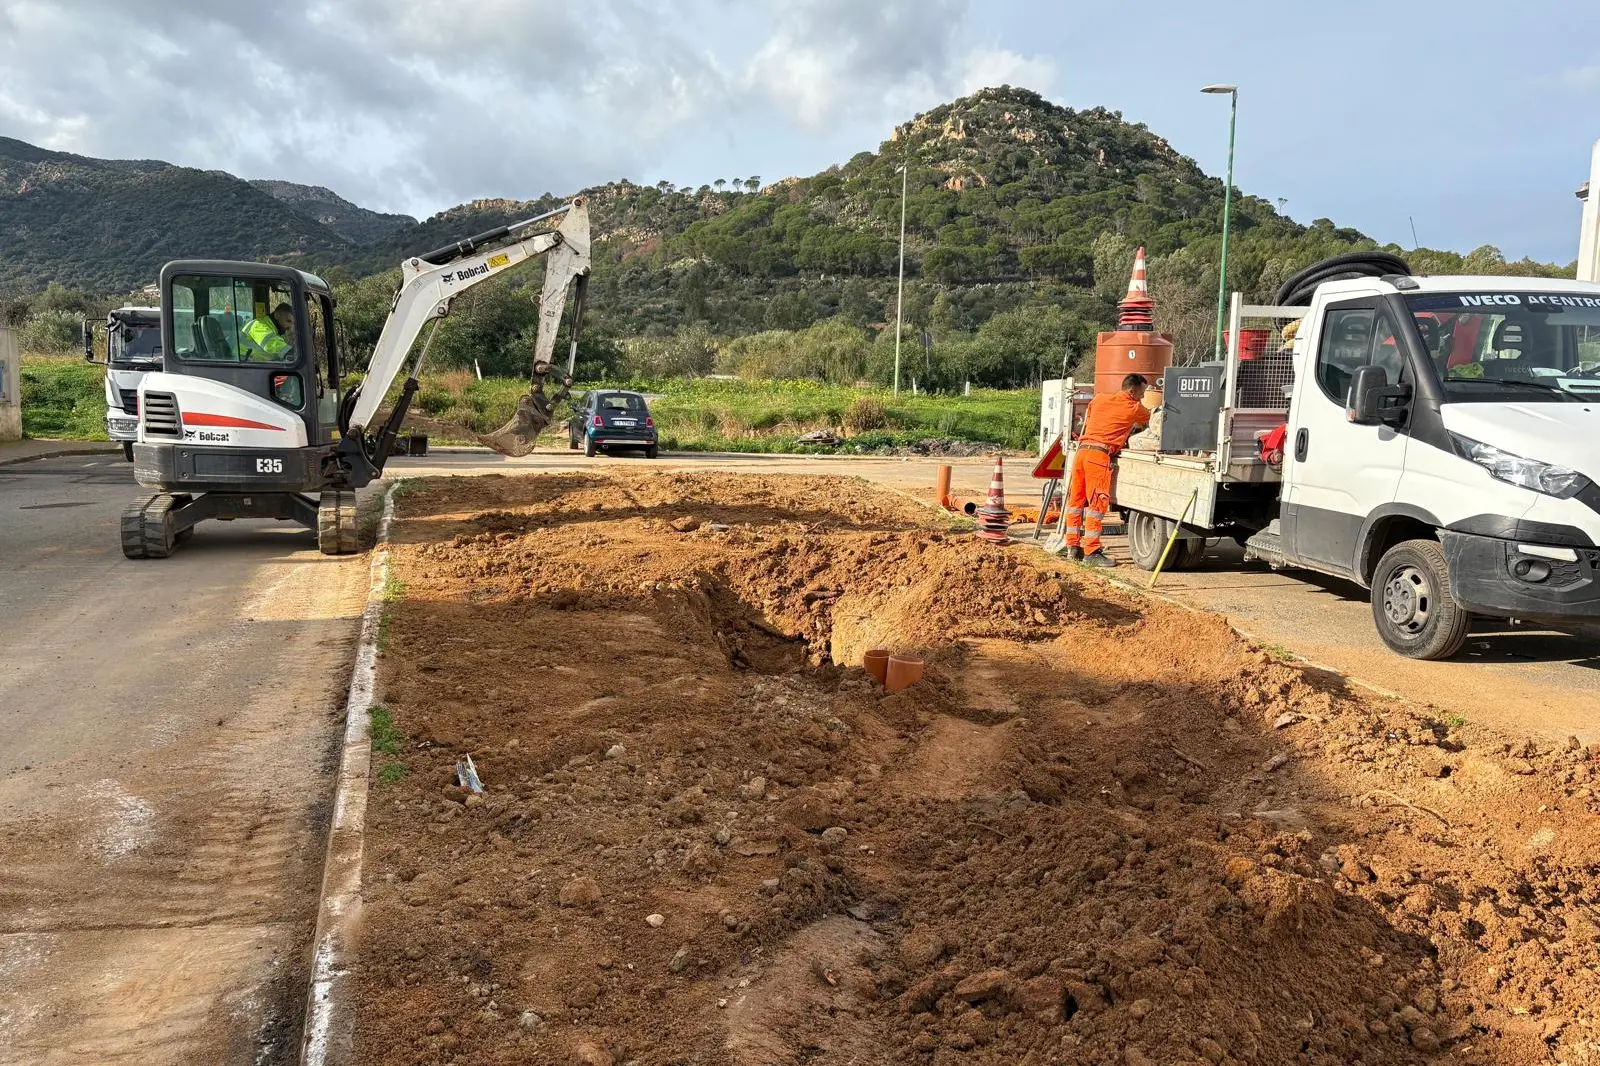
[347,197,591,458]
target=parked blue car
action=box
[569,390,659,458]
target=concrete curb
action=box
[0,444,121,466]
[299,481,403,1066]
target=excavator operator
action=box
[1064,373,1150,567]
[242,304,296,362]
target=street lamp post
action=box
[893,163,908,398]
[1202,84,1238,363]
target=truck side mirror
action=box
[1348,364,1411,426]
[82,321,96,363]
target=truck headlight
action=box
[1450,434,1590,498]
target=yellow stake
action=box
[1148,488,1200,590]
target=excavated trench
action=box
[352,471,1600,1066]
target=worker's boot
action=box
[1065,546,1084,562]
[1081,550,1116,568]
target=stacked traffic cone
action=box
[1116,247,1154,331]
[975,456,1011,544]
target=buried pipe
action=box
[864,648,891,685]
[886,654,925,694]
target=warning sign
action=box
[1032,435,1066,479]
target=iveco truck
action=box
[1089,274,1600,660]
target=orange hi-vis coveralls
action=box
[1065,392,1151,554]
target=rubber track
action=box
[120,494,159,559]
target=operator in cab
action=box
[1064,373,1151,568]
[242,304,296,362]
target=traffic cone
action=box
[976,455,1011,544]
[1117,247,1154,331]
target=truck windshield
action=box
[112,326,161,365]
[1406,292,1600,402]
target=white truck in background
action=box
[1076,144,1600,660]
[84,306,162,461]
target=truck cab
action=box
[1260,275,1600,657]
[84,306,162,460]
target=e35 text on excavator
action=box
[122,198,592,559]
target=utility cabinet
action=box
[0,327,20,441]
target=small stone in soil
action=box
[517,1010,543,1031]
[605,744,626,759]
[646,913,666,927]
[669,947,691,973]
[559,876,603,907]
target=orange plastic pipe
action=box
[935,464,953,509]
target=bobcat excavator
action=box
[121,198,591,559]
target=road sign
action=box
[1032,435,1066,479]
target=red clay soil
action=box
[351,471,1600,1066]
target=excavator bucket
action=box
[479,384,557,457]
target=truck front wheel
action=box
[1370,539,1472,660]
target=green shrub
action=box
[843,397,887,431]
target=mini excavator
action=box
[121,199,591,558]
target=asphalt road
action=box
[0,455,366,1065]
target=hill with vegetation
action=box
[0,137,363,292]
[2,88,1573,390]
[248,179,415,244]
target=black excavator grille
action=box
[142,391,181,437]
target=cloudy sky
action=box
[2,0,1597,262]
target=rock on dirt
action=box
[570,1039,614,1066]
[558,876,602,907]
[777,788,837,831]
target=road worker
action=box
[1064,373,1150,567]
[242,304,295,361]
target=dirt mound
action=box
[353,472,1600,1066]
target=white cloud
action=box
[741,0,1054,136]
[956,48,1058,98]
[0,0,1056,214]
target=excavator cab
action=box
[162,264,342,446]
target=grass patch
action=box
[376,570,405,652]
[19,356,108,440]
[407,375,1038,453]
[369,704,408,784]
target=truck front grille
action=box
[142,391,181,437]
[117,388,138,414]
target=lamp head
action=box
[1201,84,1238,95]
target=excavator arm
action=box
[342,197,591,467]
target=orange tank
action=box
[1094,330,1173,396]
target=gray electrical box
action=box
[1159,364,1225,453]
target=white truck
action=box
[84,306,162,461]
[1089,272,1600,660]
